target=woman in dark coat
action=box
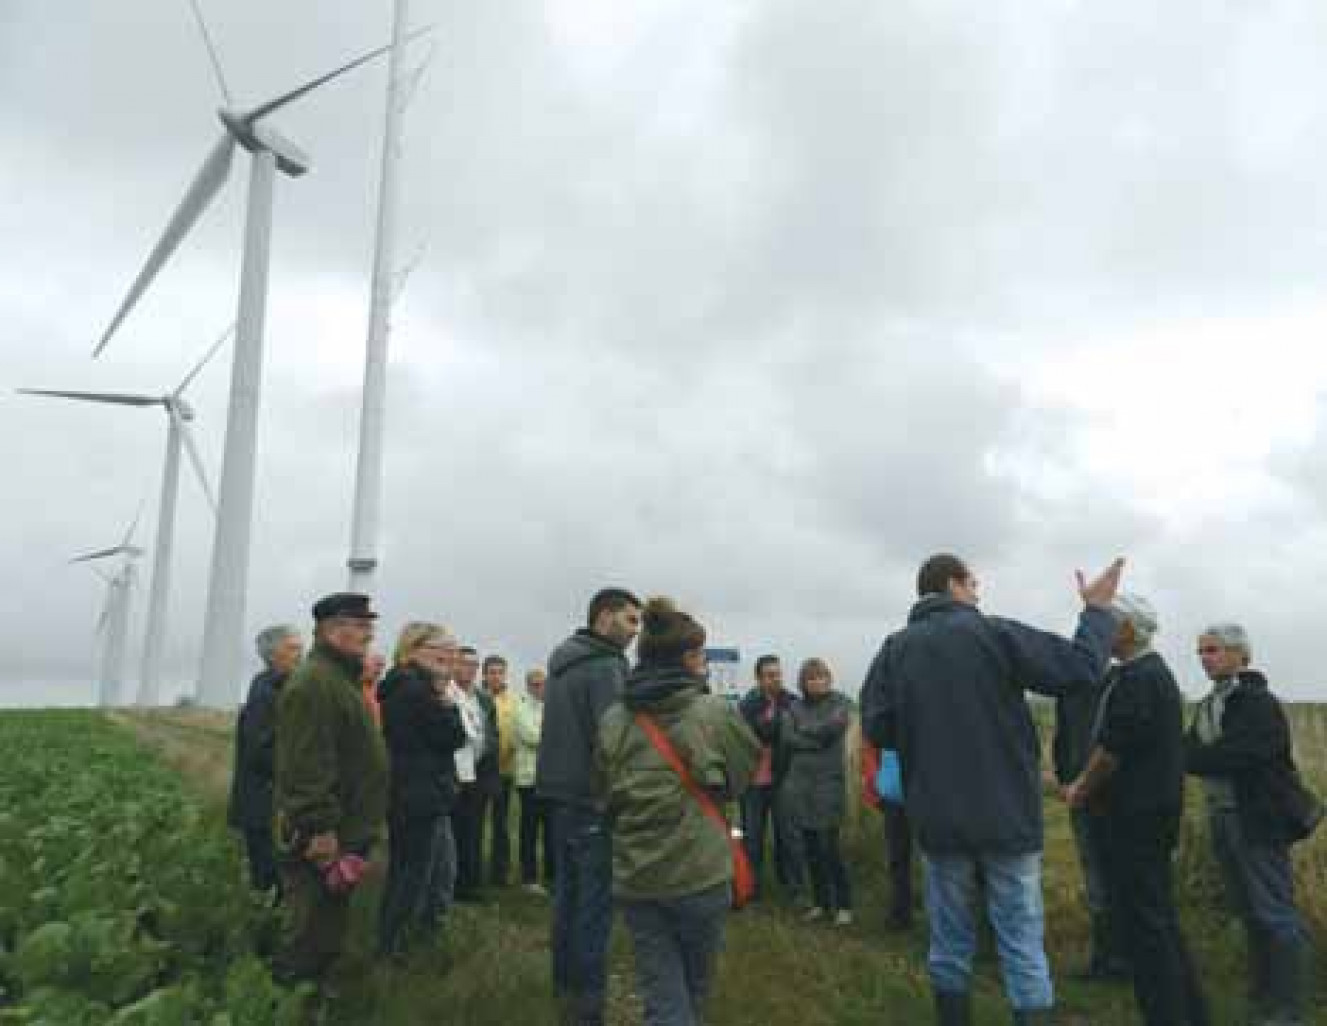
[778,657,855,925]
[377,622,467,956]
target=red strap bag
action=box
[634,712,756,910]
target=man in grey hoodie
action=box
[536,588,642,1026]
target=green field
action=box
[0,707,1323,1025]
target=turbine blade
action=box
[17,388,160,407]
[243,26,432,123]
[71,545,125,564]
[172,407,217,513]
[93,134,237,357]
[186,0,233,107]
[121,500,145,548]
[173,322,235,397]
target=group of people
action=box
[226,594,557,970]
[861,554,1319,1026]
[224,556,1319,1026]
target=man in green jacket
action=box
[274,592,388,988]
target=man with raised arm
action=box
[861,554,1123,1026]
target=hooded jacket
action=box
[1185,670,1317,844]
[597,663,759,900]
[535,630,630,809]
[861,595,1114,856]
[377,664,467,821]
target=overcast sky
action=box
[4,0,1327,706]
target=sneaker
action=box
[802,906,826,922]
[523,883,548,897]
[834,910,854,927]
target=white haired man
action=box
[227,624,304,896]
[1065,594,1209,1026]
[1187,624,1316,1025]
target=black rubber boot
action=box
[933,990,972,1026]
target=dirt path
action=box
[106,709,236,802]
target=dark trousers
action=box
[1093,811,1209,1026]
[519,786,555,885]
[379,814,447,956]
[452,781,490,898]
[551,803,613,1023]
[274,857,352,985]
[739,783,799,897]
[1210,809,1311,1016]
[881,802,913,923]
[490,776,513,885]
[804,827,853,913]
[241,824,279,894]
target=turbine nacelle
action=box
[217,110,310,177]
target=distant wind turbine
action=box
[92,7,427,708]
[21,326,230,706]
[72,513,144,707]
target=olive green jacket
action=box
[275,643,388,854]
[597,667,759,901]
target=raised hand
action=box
[1076,557,1125,608]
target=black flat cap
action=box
[312,592,378,622]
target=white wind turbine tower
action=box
[92,7,425,709]
[347,0,432,592]
[20,326,229,707]
[73,517,145,707]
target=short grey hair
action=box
[255,624,300,666]
[1111,593,1159,650]
[1201,622,1251,661]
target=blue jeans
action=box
[620,883,729,1026]
[551,803,613,1022]
[923,852,1052,1011]
[1210,810,1309,946]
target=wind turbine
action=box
[347,0,433,592]
[72,516,144,707]
[20,326,229,707]
[92,12,425,708]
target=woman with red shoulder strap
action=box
[595,597,760,1026]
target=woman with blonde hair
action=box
[377,622,467,957]
[779,657,855,926]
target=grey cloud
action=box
[5,0,1327,703]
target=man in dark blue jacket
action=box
[227,624,303,896]
[861,553,1122,1026]
[536,588,641,1026]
